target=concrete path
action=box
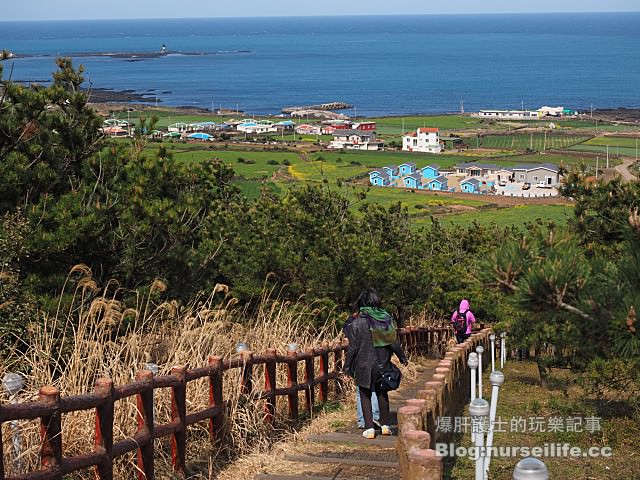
[614,156,638,182]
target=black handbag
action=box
[378,362,402,392]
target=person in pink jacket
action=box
[451,299,476,343]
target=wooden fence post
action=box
[318,343,329,403]
[304,347,315,414]
[264,349,277,424]
[0,419,4,480]
[94,378,115,480]
[171,366,187,477]
[208,356,224,447]
[136,370,154,480]
[39,386,62,476]
[333,340,344,396]
[240,351,254,396]
[286,349,299,420]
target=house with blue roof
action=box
[369,169,391,186]
[425,175,448,191]
[460,178,482,193]
[421,165,440,180]
[398,162,417,176]
[383,165,399,179]
[403,173,423,189]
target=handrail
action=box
[0,325,452,480]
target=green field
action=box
[364,115,485,135]
[436,204,573,227]
[566,144,637,159]
[144,144,302,178]
[476,134,590,151]
[583,136,640,148]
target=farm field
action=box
[476,134,590,151]
[583,136,640,148]
[566,143,638,158]
[364,115,485,134]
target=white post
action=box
[476,345,484,399]
[512,456,549,480]
[500,332,506,368]
[484,371,505,478]
[469,398,490,480]
[468,352,479,403]
[490,334,496,372]
[468,352,479,443]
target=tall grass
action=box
[0,266,340,478]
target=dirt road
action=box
[614,157,638,182]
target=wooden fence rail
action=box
[0,326,452,480]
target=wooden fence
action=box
[0,326,451,480]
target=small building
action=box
[420,165,440,179]
[187,132,211,141]
[168,122,189,133]
[477,110,540,119]
[402,128,442,153]
[101,126,128,137]
[496,168,514,183]
[440,135,464,150]
[353,122,376,131]
[383,165,399,178]
[369,169,391,186]
[456,162,500,177]
[511,163,560,186]
[398,162,417,176]
[425,175,448,191]
[403,173,423,189]
[328,129,384,151]
[295,124,323,135]
[460,178,482,193]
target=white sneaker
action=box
[381,425,392,436]
[362,428,376,439]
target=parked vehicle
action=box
[537,181,552,189]
[497,180,507,187]
[522,182,531,190]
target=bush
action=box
[350,161,361,166]
[267,160,280,166]
[282,159,291,166]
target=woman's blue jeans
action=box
[356,387,379,427]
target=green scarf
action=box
[359,307,397,347]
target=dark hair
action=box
[353,288,382,311]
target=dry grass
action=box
[0,267,341,478]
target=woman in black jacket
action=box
[344,289,408,439]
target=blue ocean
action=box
[1,13,639,116]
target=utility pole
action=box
[636,138,638,162]
[530,133,533,151]
[596,156,599,180]
[607,145,609,168]
[543,130,547,152]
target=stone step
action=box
[283,453,399,469]
[306,432,397,448]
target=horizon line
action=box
[2,10,640,22]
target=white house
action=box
[328,129,384,151]
[402,128,442,153]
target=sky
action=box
[2,0,639,21]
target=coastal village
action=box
[100,104,590,198]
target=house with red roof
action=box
[402,127,442,153]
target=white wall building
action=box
[402,128,442,153]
